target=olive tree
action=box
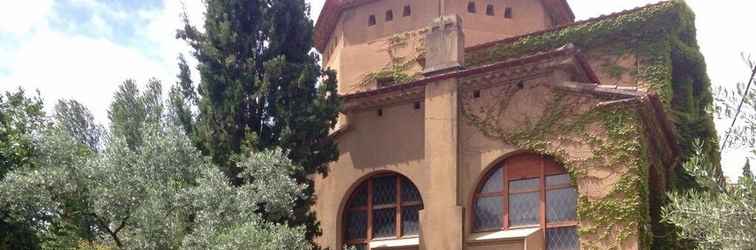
[0,80,312,249]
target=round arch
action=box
[470,152,579,250]
[338,171,424,249]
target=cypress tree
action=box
[168,54,198,140]
[743,159,753,180]
[177,0,340,238]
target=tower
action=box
[314,0,574,93]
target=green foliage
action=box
[716,56,756,150]
[466,0,720,184]
[460,81,652,248]
[662,142,756,249]
[460,2,720,247]
[181,149,310,250]
[168,54,198,141]
[177,0,340,175]
[0,88,46,249]
[177,0,341,238]
[108,79,163,150]
[55,99,104,152]
[0,89,46,178]
[359,33,423,87]
[0,81,312,249]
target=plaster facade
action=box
[312,1,680,250]
[320,0,565,93]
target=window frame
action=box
[344,173,423,248]
[485,4,495,16]
[385,10,394,22]
[402,5,411,17]
[467,1,477,13]
[472,154,578,246]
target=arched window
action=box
[473,154,579,249]
[344,174,423,249]
[385,10,394,21]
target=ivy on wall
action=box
[465,0,719,179]
[348,1,715,248]
[460,1,717,249]
[461,83,650,249]
[358,31,426,88]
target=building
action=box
[310,0,714,249]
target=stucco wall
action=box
[312,2,670,249]
[313,68,656,249]
[324,0,555,94]
[312,101,427,249]
[457,72,642,249]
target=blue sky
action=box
[1,0,754,179]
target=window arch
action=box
[473,154,579,249]
[343,173,423,249]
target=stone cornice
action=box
[342,44,591,111]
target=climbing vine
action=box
[461,82,650,249]
[359,31,425,88]
[460,1,718,249]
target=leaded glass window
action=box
[547,227,579,250]
[343,174,423,248]
[474,196,503,230]
[473,154,579,249]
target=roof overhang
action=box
[555,81,681,171]
[341,44,596,111]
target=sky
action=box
[1,0,754,179]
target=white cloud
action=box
[0,29,168,124]
[0,0,54,34]
[0,0,206,124]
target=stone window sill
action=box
[469,227,540,243]
[369,237,420,249]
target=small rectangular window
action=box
[467,2,476,13]
[486,4,495,16]
[403,5,411,17]
[385,10,393,21]
[368,15,376,26]
[504,7,513,18]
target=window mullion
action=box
[396,175,402,238]
[367,178,373,241]
[503,163,509,230]
[540,158,547,248]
